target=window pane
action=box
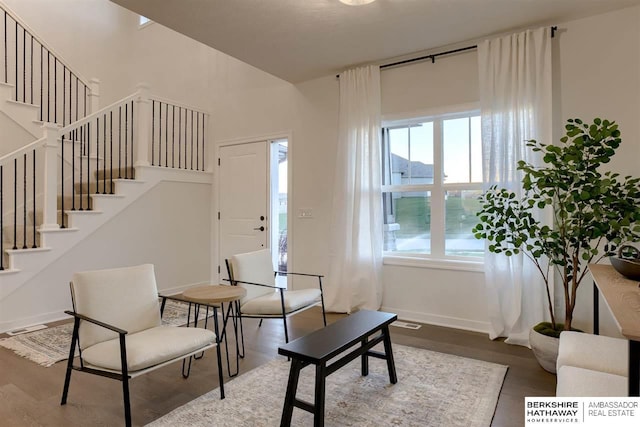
[386,123,433,185]
[444,189,483,257]
[443,117,470,183]
[383,191,431,254]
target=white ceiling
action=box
[111,0,640,83]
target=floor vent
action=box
[6,324,47,336]
[391,320,422,330]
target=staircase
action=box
[0,2,212,331]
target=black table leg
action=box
[280,358,303,427]
[361,336,369,376]
[382,326,397,384]
[314,363,326,427]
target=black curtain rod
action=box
[336,26,557,77]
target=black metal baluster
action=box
[158,102,162,167]
[183,108,187,169]
[130,100,134,176]
[54,59,57,123]
[39,45,42,120]
[151,100,155,166]
[30,35,33,104]
[178,107,181,169]
[103,113,106,193]
[202,113,205,171]
[0,165,3,270]
[79,126,83,210]
[124,103,128,178]
[191,110,194,170]
[32,149,36,248]
[13,158,17,249]
[22,27,25,102]
[46,51,50,122]
[87,122,90,209]
[72,129,76,211]
[4,12,7,84]
[118,106,122,179]
[61,135,66,227]
[14,19,17,99]
[110,111,113,194]
[95,117,100,193]
[196,113,200,171]
[164,102,168,167]
[63,66,66,126]
[172,104,175,168]
[22,154,26,249]
[75,76,78,121]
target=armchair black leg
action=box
[122,378,132,427]
[212,308,225,399]
[61,317,80,405]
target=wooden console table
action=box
[589,263,640,396]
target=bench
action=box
[277,310,398,427]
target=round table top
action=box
[182,285,246,304]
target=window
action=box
[382,109,483,260]
[139,15,152,28]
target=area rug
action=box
[147,344,508,427]
[0,300,211,367]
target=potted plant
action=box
[473,118,640,372]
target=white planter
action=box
[529,327,559,373]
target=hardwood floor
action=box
[0,308,556,426]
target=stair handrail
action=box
[0,0,91,90]
[0,134,45,165]
[149,93,211,116]
[60,91,139,134]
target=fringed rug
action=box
[0,300,210,367]
[147,344,508,427]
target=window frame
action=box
[381,103,484,268]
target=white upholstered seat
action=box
[557,331,628,377]
[226,249,327,343]
[556,365,627,397]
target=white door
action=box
[218,141,269,279]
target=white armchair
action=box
[60,264,224,427]
[225,249,327,344]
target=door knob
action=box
[260,215,265,221]
[254,226,265,232]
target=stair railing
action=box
[57,92,139,228]
[0,1,98,125]
[1,83,210,268]
[150,94,208,171]
[0,135,45,269]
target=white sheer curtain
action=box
[326,65,383,313]
[478,27,552,346]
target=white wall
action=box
[554,5,640,336]
[0,180,212,331]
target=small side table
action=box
[161,285,246,377]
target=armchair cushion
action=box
[557,331,628,376]
[241,288,321,315]
[556,365,627,397]
[72,264,161,350]
[82,326,216,372]
[230,249,277,304]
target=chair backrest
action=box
[227,249,276,304]
[70,264,162,350]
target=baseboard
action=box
[0,310,71,335]
[380,305,491,335]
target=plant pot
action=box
[529,327,559,373]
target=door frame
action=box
[214,131,293,284]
